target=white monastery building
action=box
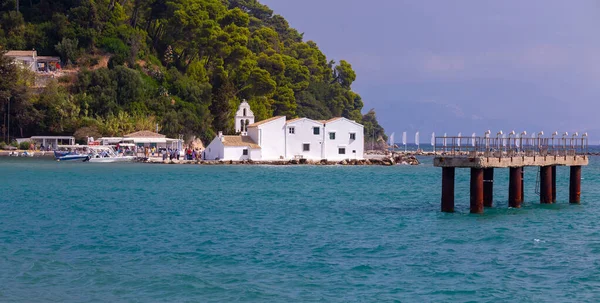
[205,101,364,161]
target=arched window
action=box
[240,119,245,131]
[243,108,247,116]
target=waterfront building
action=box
[204,132,261,161]
[247,116,286,160]
[98,131,183,150]
[16,136,75,149]
[284,118,325,160]
[204,102,364,161]
[320,117,364,161]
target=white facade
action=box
[5,50,36,71]
[234,100,255,134]
[248,116,286,160]
[204,133,261,161]
[322,118,364,160]
[206,102,364,161]
[204,136,225,160]
[284,118,324,160]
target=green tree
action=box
[0,0,387,141]
[55,37,80,65]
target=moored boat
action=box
[54,150,89,161]
[84,146,136,163]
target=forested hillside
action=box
[0,0,386,143]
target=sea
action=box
[2,154,600,302]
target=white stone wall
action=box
[250,148,262,160]
[223,146,252,161]
[10,56,36,71]
[247,127,259,145]
[204,137,225,160]
[323,118,364,160]
[285,119,324,160]
[253,117,286,160]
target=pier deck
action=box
[434,154,588,168]
[432,134,588,213]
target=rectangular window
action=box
[339,147,346,154]
[350,133,356,140]
[288,127,295,134]
[329,132,336,140]
[313,127,320,135]
[243,149,248,155]
[303,143,310,151]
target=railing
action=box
[434,136,588,158]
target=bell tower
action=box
[234,99,255,135]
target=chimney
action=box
[218,131,224,141]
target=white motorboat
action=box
[54,146,90,161]
[85,146,136,163]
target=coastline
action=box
[0,150,421,166]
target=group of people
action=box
[159,147,203,161]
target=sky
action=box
[259,0,600,143]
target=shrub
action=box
[19,141,31,150]
[55,38,80,65]
[99,37,129,55]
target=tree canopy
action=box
[0,0,384,144]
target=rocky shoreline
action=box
[0,150,420,166]
[144,154,420,166]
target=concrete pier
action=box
[483,168,494,207]
[509,167,522,208]
[441,167,455,212]
[570,166,581,204]
[434,135,588,214]
[470,168,484,214]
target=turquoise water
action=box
[2,157,600,302]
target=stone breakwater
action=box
[144,155,420,166]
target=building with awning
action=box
[98,131,183,149]
[23,136,75,149]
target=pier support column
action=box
[521,168,525,203]
[570,166,581,204]
[470,168,484,214]
[540,166,553,204]
[441,167,455,212]
[509,167,523,208]
[483,168,494,207]
[551,166,557,203]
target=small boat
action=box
[54,150,89,162]
[53,145,91,161]
[84,146,136,163]
[21,151,34,157]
